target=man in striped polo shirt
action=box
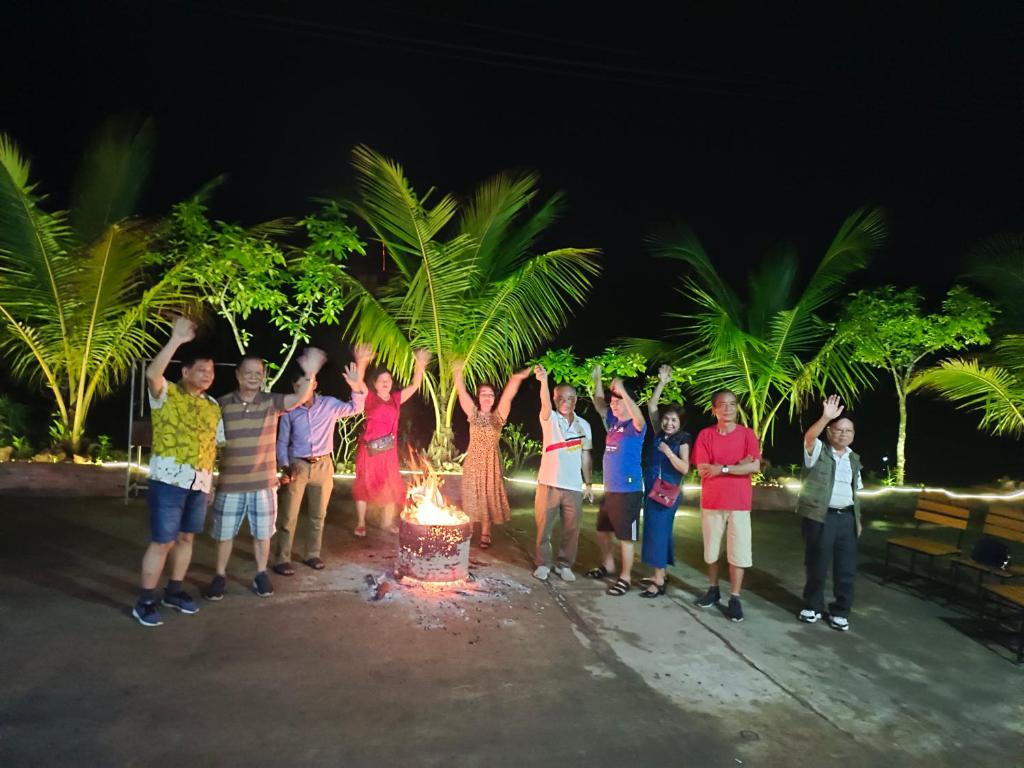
[204,347,327,600]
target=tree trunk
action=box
[895,376,908,486]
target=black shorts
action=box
[597,491,643,541]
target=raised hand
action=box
[513,366,532,380]
[451,359,465,378]
[534,365,548,382]
[297,347,328,377]
[610,376,625,397]
[657,364,672,385]
[352,343,373,366]
[413,348,432,369]
[591,364,602,383]
[170,316,197,343]
[822,394,844,421]
[342,361,360,385]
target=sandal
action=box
[480,534,491,549]
[353,525,367,538]
[585,565,610,580]
[272,562,296,577]
[606,578,631,596]
[640,575,670,588]
[304,557,325,571]
[639,582,666,598]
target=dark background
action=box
[4,1,1022,483]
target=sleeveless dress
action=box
[352,392,407,508]
[461,408,511,525]
[640,431,690,568]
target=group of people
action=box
[134,317,863,635]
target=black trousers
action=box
[801,511,858,617]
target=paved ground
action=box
[0,488,1021,767]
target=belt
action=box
[827,506,854,514]
[298,454,331,464]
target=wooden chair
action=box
[883,492,971,585]
[980,584,1024,664]
[949,505,1024,601]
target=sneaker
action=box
[827,615,850,632]
[555,566,576,582]
[132,601,163,627]
[532,565,550,581]
[694,585,721,608]
[727,596,744,622]
[203,574,227,601]
[253,571,274,598]
[162,590,200,615]
[798,609,822,624]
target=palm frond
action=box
[69,117,154,244]
[912,359,1024,437]
[801,206,885,315]
[648,225,743,325]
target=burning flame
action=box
[403,471,470,526]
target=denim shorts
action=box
[211,488,278,541]
[148,480,210,543]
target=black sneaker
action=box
[162,590,200,615]
[727,595,744,622]
[132,601,163,627]
[203,574,226,601]
[694,585,721,608]
[253,571,274,598]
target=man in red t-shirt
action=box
[691,389,761,622]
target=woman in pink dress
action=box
[353,349,431,536]
[452,360,531,548]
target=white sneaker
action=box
[556,566,576,582]
[798,609,822,624]
[532,565,550,581]
[827,615,850,632]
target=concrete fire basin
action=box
[397,517,473,582]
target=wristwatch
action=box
[721,465,730,474]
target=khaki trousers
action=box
[274,457,334,563]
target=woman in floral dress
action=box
[452,360,532,547]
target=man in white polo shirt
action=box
[796,395,864,632]
[532,365,593,582]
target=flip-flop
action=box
[480,534,492,549]
[354,525,367,538]
[585,565,610,580]
[606,578,631,596]
[304,557,325,570]
[272,562,296,577]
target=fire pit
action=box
[397,476,473,582]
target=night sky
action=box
[6,1,1023,483]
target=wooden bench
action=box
[883,492,971,585]
[950,505,1024,600]
[980,584,1024,664]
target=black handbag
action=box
[971,536,1011,570]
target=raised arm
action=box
[451,359,476,418]
[804,394,844,453]
[497,366,532,421]
[535,365,552,421]
[400,349,432,404]
[591,364,608,420]
[610,376,645,431]
[349,343,372,395]
[283,347,328,411]
[647,365,672,426]
[146,316,196,397]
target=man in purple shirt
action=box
[272,344,371,574]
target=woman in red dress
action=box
[352,349,431,536]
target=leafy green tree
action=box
[165,196,364,388]
[341,145,600,463]
[533,346,689,412]
[0,121,192,453]
[628,208,886,446]
[913,235,1024,439]
[840,285,994,484]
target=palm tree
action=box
[0,121,192,453]
[912,234,1024,437]
[628,208,886,445]
[341,146,601,463]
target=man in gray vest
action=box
[796,395,863,632]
